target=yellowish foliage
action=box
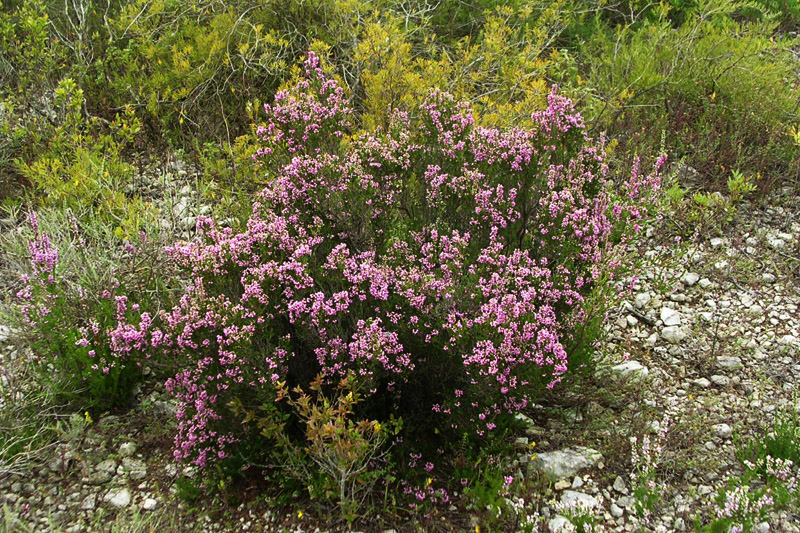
[355,2,573,130]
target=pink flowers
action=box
[102,53,663,471]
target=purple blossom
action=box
[89,52,664,471]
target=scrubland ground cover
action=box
[1,0,799,531]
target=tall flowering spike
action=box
[532,85,585,135]
[255,51,352,161]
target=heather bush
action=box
[8,210,175,412]
[107,53,662,487]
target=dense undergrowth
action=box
[1,0,799,530]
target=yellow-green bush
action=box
[11,77,153,235]
[353,2,573,130]
[102,0,375,143]
[0,2,67,199]
[575,0,799,188]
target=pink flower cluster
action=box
[15,220,157,406]
[16,212,59,326]
[112,52,663,469]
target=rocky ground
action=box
[525,184,800,531]
[0,180,798,532]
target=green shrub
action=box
[737,407,800,475]
[7,209,175,412]
[575,0,799,190]
[12,78,149,232]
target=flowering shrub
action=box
[710,483,775,533]
[111,52,663,475]
[14,212,169,411]
[629,405,674,528]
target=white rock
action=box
[104,488,131,508]
[712,423,732,439]
[778,335,799,347]
[693,378,711,389]
[119,442,137,457]
[0,325,10,343]
[613,475,629,495]
[121,458,147,481]
[661,307,682,326]
[530,447,602,481]
[698,278,713,289]
[180,216,197,231]
[662,326,688,344]
[682,273,700,287]
[142,498,158,511]
[710,375,731,387]
[80,494,96,511]
[699,312,714,322]
[617,496,635,509]
[635,293,652,309]
[611,361,649,380]
[716,356,743,370]
[610,503,624,518]
[769,238,786,250]
[172,198,190,218]
[97,459,117,474]
[548,516,572,532]
[762,273,776,283]
[644,333,659,347]
[709,238,725,248]
[560,490,600,510]
[754,522,770,533]
[48,450,74,472]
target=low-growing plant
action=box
[252,374,398,524]
[552,495,605,532]
[727,170,758,204]
[737,406,800,470]
[0,357,57,478]
[704,480,775,532]
[700,406,800,531]
[629,407,674,529]
[8,209,175,412]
